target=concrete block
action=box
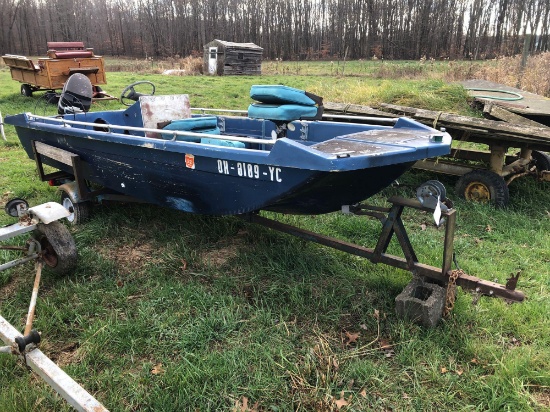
[395,278,446,327]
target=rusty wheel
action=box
[33,221,77,275]
[456,170,509,208]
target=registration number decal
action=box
[217,160,282,182]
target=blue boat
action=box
[5,82,452,215]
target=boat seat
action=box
[248,85,323,138]
[248,103,319,121]
[161,116,245,148]
[250,85,320,106]
[162,117,219,142]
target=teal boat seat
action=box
[247,103,319,122]
[250,85,319,106]
[161,116,220,142]
[248,85,323,128]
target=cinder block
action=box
[395,278,446,327]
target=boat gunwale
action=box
[25,113,278,146]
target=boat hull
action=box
[14,126,413,215]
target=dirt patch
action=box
[200,230,248,267]
[533,389,550,408]
[0,269,30,302]
[41,341,82,367]
[95,231,164,276]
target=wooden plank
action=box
[378,103,550,148]
[413,159,475,176]
[483,104,548,128]
[324,102,399,118]
[461,79,550,117]
[34,141,76,165]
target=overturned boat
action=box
[5,78,452,215]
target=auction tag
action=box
[185,154,195,169]
[433,195,442,226]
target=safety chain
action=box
[443,269,465,317]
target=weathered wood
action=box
[3,54,106,90]
[483,104,548,128]
[461,79,550,117]
[324,102,399,117]
[203,40,263,76]
[35,141,76,165]
[413,159,475,176]
[378,103,550,150]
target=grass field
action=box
[0,64,549,411]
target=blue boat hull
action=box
[13,126,413,215]
[6,95,451,216]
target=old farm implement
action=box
[2,41,114,100]
[323,81,550,208]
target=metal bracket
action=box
[244,196,524,303]
[0,315,108,412]
[31,140,102,201]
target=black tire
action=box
[455,169,509,208]
[532,150,550,172]
[33,221,77,275]
[60,190,90,225]
[21,84,33,97]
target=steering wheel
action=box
[120,81,156,106]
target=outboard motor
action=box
[58,73,93,115]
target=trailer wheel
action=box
[44,91,59,105]
[21,84,33,97]
[532,150,550,172]
[61,190,90,225]
[33,222,77,275]
[456,170,509,207]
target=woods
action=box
[0,0,549,62]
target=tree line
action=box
[1,0,548,61]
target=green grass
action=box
[1,65,549,411]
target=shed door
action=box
[208,47,217,74]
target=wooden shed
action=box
[203,40,263,76]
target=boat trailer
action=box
[30,139,525,323]
[0,200,108,412]
[244,186,524,326]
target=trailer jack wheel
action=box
[456,170,509,207]
[33,222,77,275]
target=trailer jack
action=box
[0,200,108,412]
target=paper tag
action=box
[433,195,442,226]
